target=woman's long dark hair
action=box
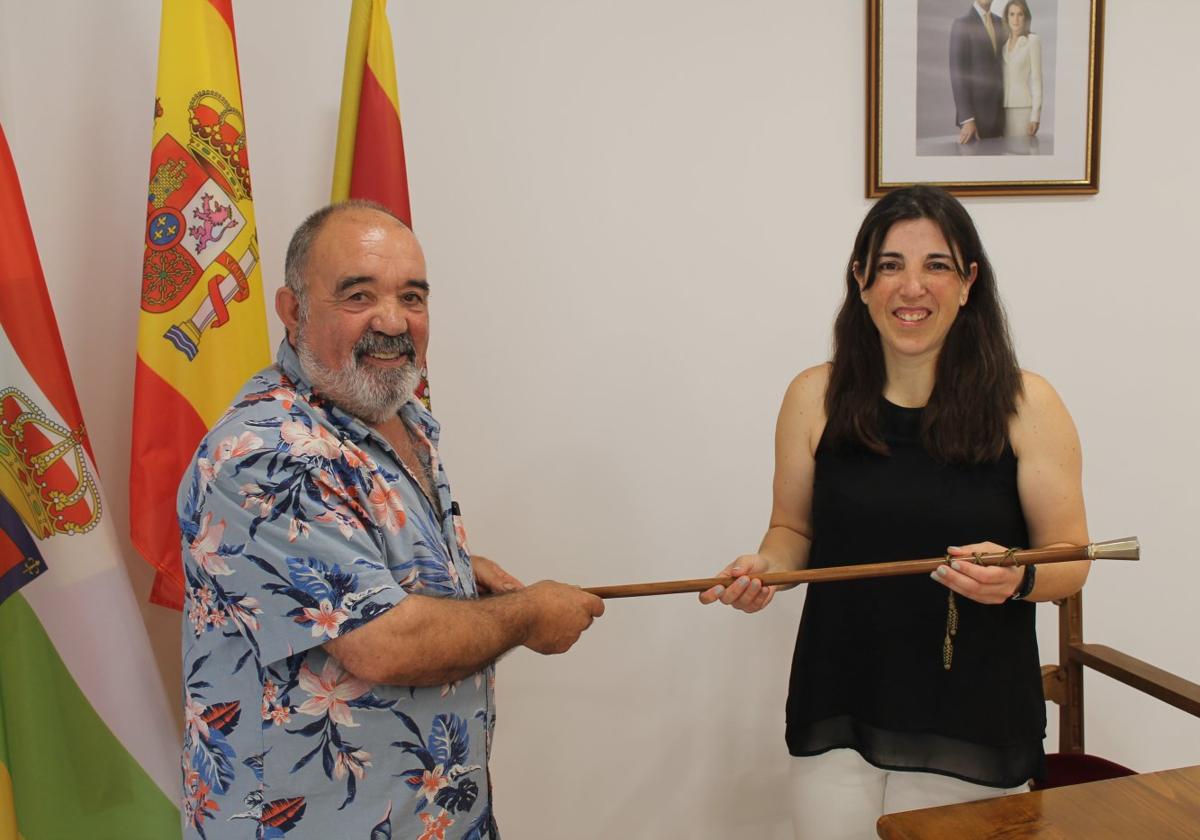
[824,185,1022,464]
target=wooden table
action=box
[876,764,1200,839]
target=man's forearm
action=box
[327,591,535,687]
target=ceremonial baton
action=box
[583,537,1139,600]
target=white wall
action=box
[2,1,1197,836]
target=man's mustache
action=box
[354,331,416,362]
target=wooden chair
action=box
[1037,591,1200,788]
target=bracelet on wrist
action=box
[1009,564,1036,601]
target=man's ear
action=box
[276,286,301,339]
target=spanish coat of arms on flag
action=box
[132,0,270,610]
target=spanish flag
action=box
[0,121,179,837]
[332,0,430,406]
[132,0,269,609]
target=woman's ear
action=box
[960,262,978,305]
[852,262,868,302]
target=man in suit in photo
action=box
[949,0,1005,142]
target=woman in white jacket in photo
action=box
[1002,0,1042,141]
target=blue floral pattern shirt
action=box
[178,340,497,840]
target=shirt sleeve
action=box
[1028,35,1043,123]
[190,442,408,667]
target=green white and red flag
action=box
[0,121,179,838]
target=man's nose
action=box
[369,301,409,335]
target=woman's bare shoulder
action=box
[1012,369,1077,451]
[1017,369,1060,410]
[784,363,831,409]
[778,363,830,447]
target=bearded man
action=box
[177,201,603,839]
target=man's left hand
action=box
[930,542,1023,604]
[472,554,526,595]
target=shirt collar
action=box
[402,399,441,446]
[974,2,991,21]
[275,337,309,387]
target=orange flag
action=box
[132,0,269,609]
[332,0,429,406]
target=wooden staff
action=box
[583,537,1139,599]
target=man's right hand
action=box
[958,120,979,143]
[521,581,605,655]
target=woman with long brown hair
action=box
[701,185,1089,839]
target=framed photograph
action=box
[867,0,1104,197]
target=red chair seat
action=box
[1034,753,1137,790]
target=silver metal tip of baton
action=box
[1088,537,1140,561]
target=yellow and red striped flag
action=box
[132,0,269,610]
[332,0,412,225]
[332,0,430,406]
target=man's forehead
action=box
[323,207,414,242]
[310,210,423,268]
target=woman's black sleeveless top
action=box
[785,399,1045,787]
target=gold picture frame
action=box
[867,0,1104,197]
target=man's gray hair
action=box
[283,199,410,315]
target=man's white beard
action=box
[294,322,420,424]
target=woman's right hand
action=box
[698,554,777,613]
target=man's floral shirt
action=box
[178,341,496,839]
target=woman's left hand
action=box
[930,542,1023,605]
[1027,121,1040,136]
